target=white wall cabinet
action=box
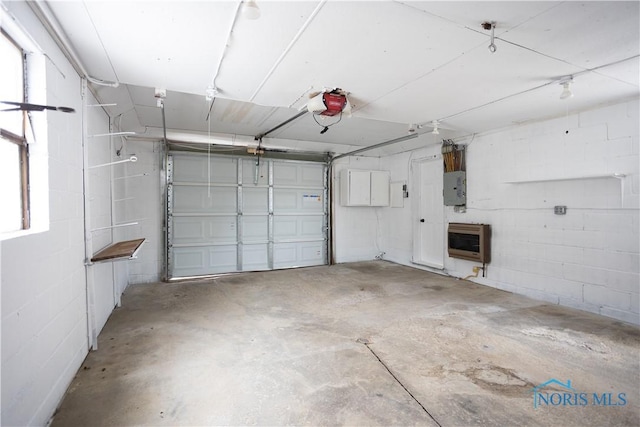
[340,169,390,206]
[370,170,390,206]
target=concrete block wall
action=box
[109,146,131,295]
[332,156,386,263]
[0,2,122,425]
[87,98,122,335]
[113,140,164,283]
[379,99,640,325]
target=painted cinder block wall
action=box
[1,3,86,421]
[0,2,125,425]
[87,92,120,337]
[378,99,639,325]
[113,139,164,283]
[332,156,384,263]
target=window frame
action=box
[1,29,31,231]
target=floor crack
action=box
[362,342,442,427]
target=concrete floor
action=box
[52,261,639,426]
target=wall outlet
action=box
[554,205,567,215]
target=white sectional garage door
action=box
[168,152,327,278]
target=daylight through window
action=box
[0,30,30,232]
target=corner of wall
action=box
[377,99,640,325]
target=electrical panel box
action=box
[444,171,466,206]
[340,169,390,207]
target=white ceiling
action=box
[43,0,639,155]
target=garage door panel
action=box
[273,242,324,269]
[273,189,324,213]
[273,216,297,238]
[173,216,237,245]
[173,155,237,183]
[242,159,268,186]
[172,245,238,277]
[301,164,324,186]
[242,216,268,242]
[300,216,324,238]
[173,219,203,240]
[169,154,326,278]
[273,244,295,265]
[273,163,297,186]
[273,190,297,211]
[173,186,237,214]
[273,162,324,187]
[208,246,237,270]
[242,187,268,213]
[300,243,324,263]
[242,244,269,271]
[273,215,324,240]
[174,249,204,270]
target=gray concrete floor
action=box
[52,261,639,426]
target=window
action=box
[0,30,30,232]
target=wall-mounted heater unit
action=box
[447,223,491,263]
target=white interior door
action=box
[168,153,327,278]
[411,157,445,269]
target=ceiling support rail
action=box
[330,133,419,163]
[255,110,308,140]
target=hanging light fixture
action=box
[559,76,574,100]
[432,120,440,135]
[205,85,217,102]
[242,0,261,20]
[481,21,497,53]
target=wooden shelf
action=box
[91,238,145,263]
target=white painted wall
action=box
[378,99,640,325]
[332,139,444,265]
[332,156,384,262]
[87,96,121,336]
[113,139,164,283]
[0,2,125,425]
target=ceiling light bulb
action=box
[432,128,440,135]
[560,82,573,99]
[559,77,574,100]
[242,0,261,20]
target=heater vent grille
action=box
[447,223,491,263]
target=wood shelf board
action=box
[91,238,145,262]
